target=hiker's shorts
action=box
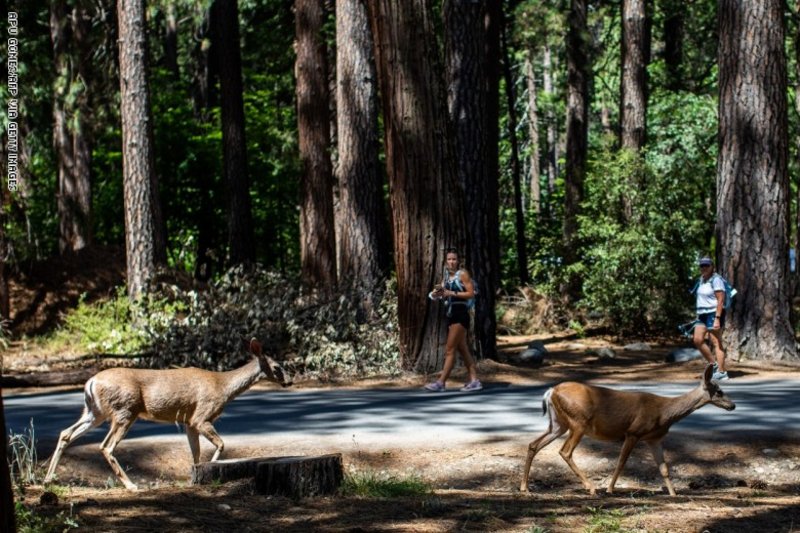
[698,311,725,329]
[447,304,470,330]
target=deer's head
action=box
[250,338,293,387]
[702,364,735,411]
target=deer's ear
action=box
[702,363,713,384]
[250,338,262,355]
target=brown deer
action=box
[520,364,735,496]
[44,339,291,490]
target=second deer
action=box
[520,364,735,496]
[44,338,292,490]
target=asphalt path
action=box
[5,378,800,454]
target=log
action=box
[191,456,281,485]
[255,454,343,498]
[1,368,98,388]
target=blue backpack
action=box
[691,273,737,310]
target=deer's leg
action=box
[44,409,106,483]
[100,418,138,490]
[519,424,567,492]
[186,426,201,464]
[559,428,596,495]
[196,421,225,462]
[646,441,676,496]
[607,435,638,494]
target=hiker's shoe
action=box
[460,379,483,392]
[712,362,719,373]
[712,371,729,381]
[424,380,446,392]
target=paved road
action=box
[5,378,799,453]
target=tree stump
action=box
[191,454,344,498]
[255,454,343,498]
[191,456,279,485]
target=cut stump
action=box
[191,456,276,485]
[255,454,343,498]
[191,454,344,498]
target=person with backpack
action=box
[424,248,482,392]
[692,256,730,380]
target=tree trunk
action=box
[0,391,15,533]
[717,0,797,361]
[485,0,502,303]
[335,0,390,318]
[619,0,649,151]
[525,53,541,216]
[562,0,589,301]
[444,0,497,359]
[295,0,337,289]
[369,0,466,371]
[191,4,218,280]
[542,40,558,202]
[52,0,93,254]
[663,0,683,91]
[501,17,529,287]
[163,3,179,79]
[213,0,255,266]
[118,0,165,299]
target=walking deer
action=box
[520,364,735,496]
[44,339,291,490]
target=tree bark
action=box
[562,0,589,301]
[335,0,390,317]
[191,4,218,280]
[213,0,255,266]
[118,0,166,298]
[52,0,93,254]
[541,40,559,206]
[620,0,649,151]
[369,0,466,371]
[163,2,180,79]
[0,390,15,533]
[501,17,529,287]
[255,455,343,498]
[295,0,337,289]
[525,53,541,216]
[717,0,797,361]
[444,0,498,359]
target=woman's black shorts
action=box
[447,304,470,329]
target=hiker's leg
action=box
[692,323,715,365]
[439,325,460,384]
[455,327,478,382]
[708,327,726,372]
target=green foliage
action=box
[46,287,185,356]
[584,506,628,533]
[577,92,716,333]
[145,266,400,378]
[7,419,39,487]
[47,288,149,355]
[340,470,432,498]
[15,501,79,533]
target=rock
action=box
[217,504,232,512]
[623,342,651,351]
[565,343,587,350]
[517,348,545,365]
[588,347,617,360]
[665,347,702,363]
[762,448,780,457]
[526,340,547,352]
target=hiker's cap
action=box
[698,257,713,266]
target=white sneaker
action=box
[712,371,729,381]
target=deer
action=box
[519,364,735,496]
[43,338,292,490]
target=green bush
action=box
[576,92,716,334]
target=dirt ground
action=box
[6,335,800,532]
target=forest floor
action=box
[3,246,800,532]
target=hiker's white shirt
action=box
[696,275,725,314]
